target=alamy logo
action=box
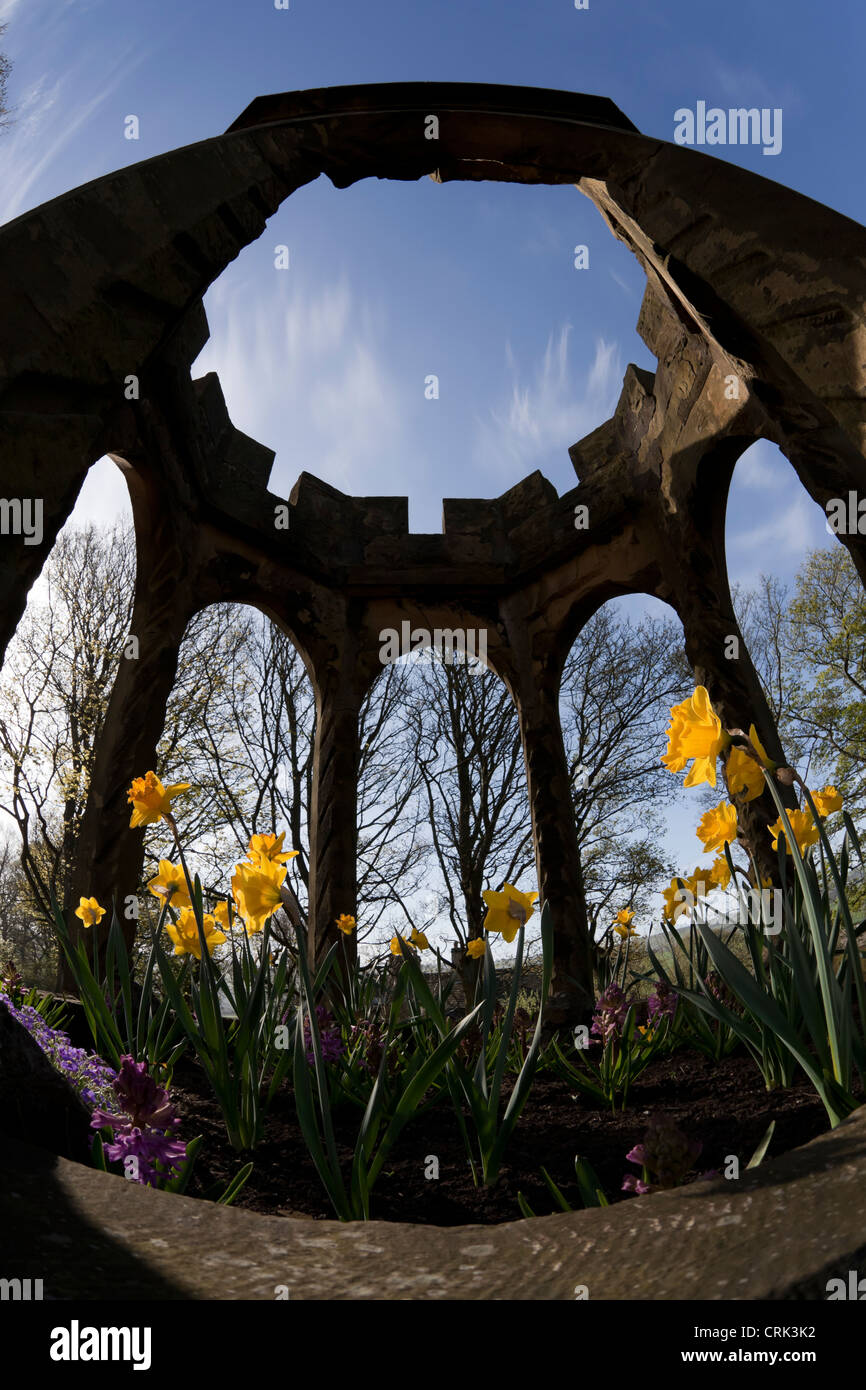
[0,1277,43,1300]
[826,1270,865,1300]
[0,498,43,546]
[49,1321,152,1371]
[674,102,782,156]
[379,620,488,668]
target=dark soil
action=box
[168,1043,849,1225]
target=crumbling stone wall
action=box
[1,83,864,1025]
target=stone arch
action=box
[2,81,865,1019]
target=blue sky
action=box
[0,0,860,938]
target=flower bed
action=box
[17,684,863,1226]
[167,1043,840,1225]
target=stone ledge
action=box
[1,1106,864,1300]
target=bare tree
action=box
[560,603,692,938]
[404,653,534,947]
[0,523,135,933]
[0,25,13,131]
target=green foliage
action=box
[653,788,866,1127]
[517,1156,610,1218]
[291,919,481,1221]
[153,880,294,1151]
[52,894,187,1075]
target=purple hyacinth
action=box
[94,1054,178,1130]
[621,1173,650,1195]
[0,991,116,1112]
[591,983,630,1046]
[303,1005,344,1066]
[90,1053,187,1189]
[101,1126,188,1188]
[647,977,678,1026]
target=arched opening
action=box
[191,175,655,532]
[133,602,315,952]
[559,593,694,953]
[726,439,865,851]
[0,455,135,988]
[360,640,534,966]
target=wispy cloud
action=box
[194,273,411,498]
[0,0,150,226]
[734,440,787,490]
[727,495,819,586]
[472,328,622,485]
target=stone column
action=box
[66,506,199,973]
[514,667,595,1030]
[306,617,380,980]
[662,543,799,885]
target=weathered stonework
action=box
[2,1108,865,1299]
[1,84,864,1022]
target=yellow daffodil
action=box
[662,877,691,924]
[768,809,819,856]
[747,724,774,771]
[661,687,730,789]
[696,801,739,855]
[390,934,416,956]
[246,832,299,869]
[482,884,539,944]
[231,859,287,935]
[811,786,843,818]
[127,771,191,828]
[335,913,356,936]
[212,900,232,932]
[147,859,192,911]
[165,906,226,960]
[706,855,732,891]
[725,746,765,802]
[613,909,637,940]
[663,865,718,924]
[466,938,487,959]
[409,927,430,951]
[74,896,105,929]
[663,870,703,922]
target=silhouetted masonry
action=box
[1,83,864,1026]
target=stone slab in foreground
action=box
[1,1108,865,1300]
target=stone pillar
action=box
[307,630,375,980]
[514,668,595,1029]
[66,509,199,972]
[663,547,799,885]
[0,426,98,666]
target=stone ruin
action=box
[1,82,865,1024]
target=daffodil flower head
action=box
[390,934,416,956]
[147,859,192,911]
[768,809,819,856]
[811,786,843,818]
[74,896,106,929]
[747,724,775,772]
[127,771,191,828]
[725,746,765,802]
[482,884,539,944]
[661,688,731,790]
[696,801,738,855]
[247,832,299,868]
[231,859,286,935]
[165,907,226,959]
